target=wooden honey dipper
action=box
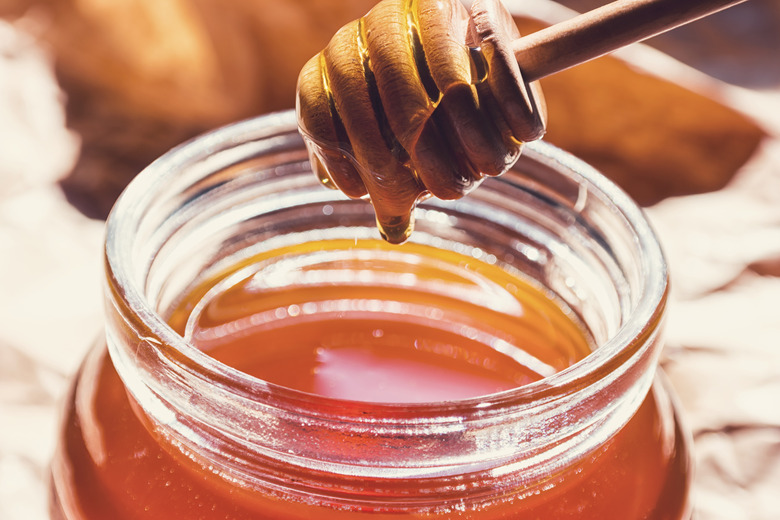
[297,0,747,244]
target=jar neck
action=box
[103,112,668,505]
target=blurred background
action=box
[1,0,779,518]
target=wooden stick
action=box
[513,0,748,82]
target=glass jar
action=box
[50,110,691,519]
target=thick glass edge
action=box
[104,110,668,418]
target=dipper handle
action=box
[515,0,748,81]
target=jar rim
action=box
[105,109,668,419]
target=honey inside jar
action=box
[53,237,687,520]
[168,240,591,403]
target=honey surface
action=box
[169,239,590,402]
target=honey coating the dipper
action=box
[296,0,546,243]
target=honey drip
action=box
[296,0,546,244]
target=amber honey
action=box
[53,351,688,520]
[52,240,689,519]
